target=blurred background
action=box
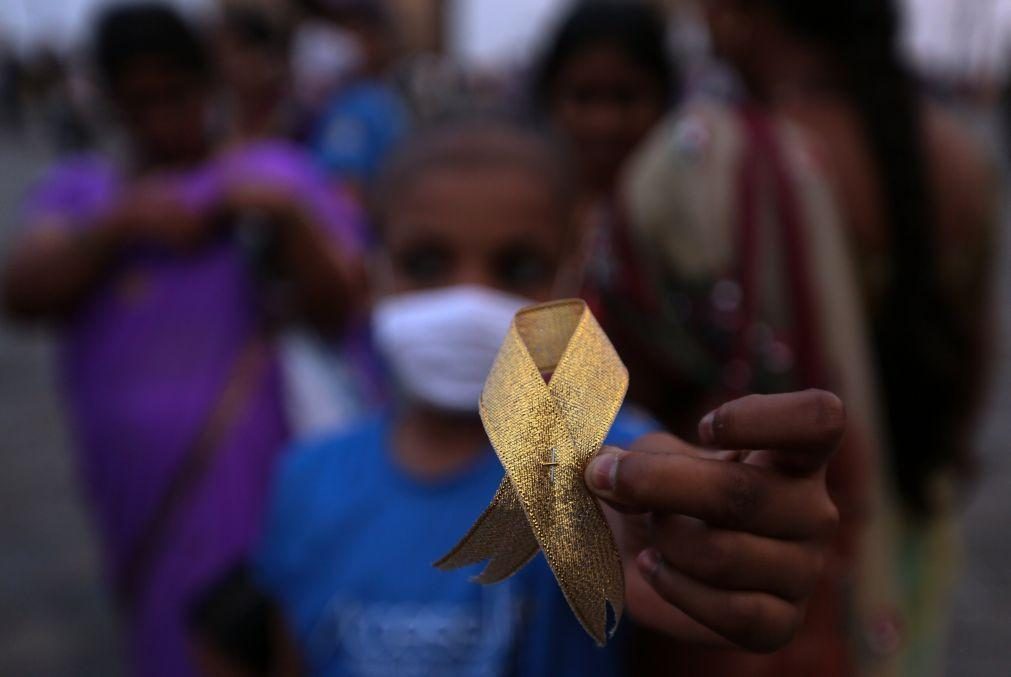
[0,0,1009,675]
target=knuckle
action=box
[809,493,840,539]
[728,596,799,654]
[718,466,761,529]
[809,390,846,447]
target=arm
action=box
[4,180,211,323]
[222,185,360,335]
[586,390,843,652]
[3,215,126,322]
[276,199,360,334]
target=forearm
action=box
[3,218,124,322]
[278,206,356,334]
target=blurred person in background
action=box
[215,1,298,144]
[531,1,693,430]
[296,0,409,197]
[622,0,996,675]
[215,0,382,436]
[190,119,846,676]
[533,1,676,204]
[1,4,363,675]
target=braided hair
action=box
[762,0,969,514]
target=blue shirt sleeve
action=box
[606,407,663,448]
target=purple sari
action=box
[21,141,362,676]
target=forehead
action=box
[384,163,570,247]
[556,43,656,86]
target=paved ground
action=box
[0,114,1008,676]
[0,126,123,675]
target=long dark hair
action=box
[531,1,677,110]
[764,0,969,514]
[93,3,210,90]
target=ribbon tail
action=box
[434,479,540,583]
[537,489,625,646]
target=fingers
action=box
[650,514,825,601]
[636,548,805,653]
[698,390,845,474]
[586,442,839,539]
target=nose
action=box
[581,100,626,139]
[454,258,498,291]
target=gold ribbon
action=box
[435,299,629,645]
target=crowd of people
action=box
[0,1,998,676]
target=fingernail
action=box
[699,410,716,446]
[636,548,662,579]
[587,448,620,493]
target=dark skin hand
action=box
[218,180,358,335]
[587,390,843,653]
[3,177,356,334]
[2,179,211,320]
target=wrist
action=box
[88,209,132,254]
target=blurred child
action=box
[254,120,653,676]
[302,0,409,194]
[532,1,675,202]
[531,1,698,433]
[216,2,296,143]
[2,4,362,675]
[241,120,846,676]
[215,1,383,436]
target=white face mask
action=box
[372,285,532,413]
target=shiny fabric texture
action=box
[436,300,629,646]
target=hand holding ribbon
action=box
[436,297,845,653]
[436,299,628,645]
[585,390,844,652]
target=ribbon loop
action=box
[436,299,629,645]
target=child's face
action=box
[549,44,666,195]
[112,58,209,164]
[218,32,287,102]
[377,164,576,303]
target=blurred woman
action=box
[531,1,693,428]
[623,0,995,675]
[533,0,675,202]
[302,0,410,195]
[216,2,297,143]
[1,5,362,675]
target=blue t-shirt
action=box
[254,409,657,677]
[311,79,408,184]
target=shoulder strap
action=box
[118,336,271,611]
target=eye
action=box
[395,242,453,286]
[495,246,554,293]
